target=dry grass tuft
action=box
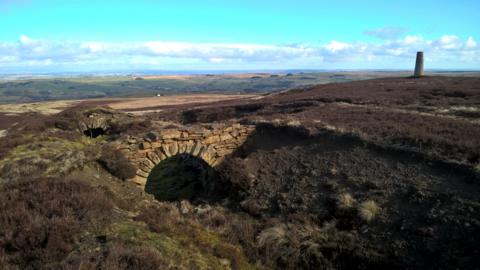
[336,193,356,210]
[358,200,381,222]
[256,225,291,266]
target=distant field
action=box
[0,71,408,104]
[0,94,256,116]
[1,71,479,105]
[104,94,257,113]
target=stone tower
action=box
[414,51,424,77]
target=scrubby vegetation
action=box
[98,145,136,180]
[0,76,479,269]
[0,177,113,268]
[159,76,480,168]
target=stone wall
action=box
[116,123,255,187]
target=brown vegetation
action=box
[98,145,137,180]
[0,177,113,268]
[1,76,479,269]
[154,76,480,167]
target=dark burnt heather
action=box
[216,124,480,269]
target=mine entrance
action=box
[83,128,106,138]
[145,154,225,203]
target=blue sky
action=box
[0,0,479,73]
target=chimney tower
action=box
[414,51,424,77]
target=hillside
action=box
[0,71,462,104]
[0,76,479,269]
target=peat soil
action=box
[216,124,480,269]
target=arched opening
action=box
[83,127,106,138]
[144,154,227,203]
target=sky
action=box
[0,0,479,73]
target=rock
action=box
[240,199,264,216]
[169,142,179,155]
[140,142,151,150]
[180,200,192,214]
[204,135,220,144]
[220,133,233,141]
[160,129,182,139]
[144,131,159,141]
[194,204,212,215]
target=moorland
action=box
[0,73,479,269]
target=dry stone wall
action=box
[116,123,255,187]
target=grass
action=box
[358,200,381,222]
[109,221,233,269]
[0,133,101,181]
[336,193,356,210]
[134,204,254,269]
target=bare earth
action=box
[99,94,258,113]
[0,94,258,116]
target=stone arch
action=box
[118,124,255,188]
[134,141,216,186]
[144,153,221,202]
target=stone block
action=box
[178,142,187,153]
[203,135,220,144]
[141,158,155,169]
[160,129,182,139]
[150,141,163,148]
[162,144,171,157]
[147,151,161,164]
[139,164,151,174]
[131,175,147,186]
[136,169,149,178]
[140,142,151,150]
[132,151,147,159]
[169,142,179,156]
[154,148,167,160]
[185,141,195,153]
[191,142,203,156]
[144,131,159,142]
[220,133,233,141]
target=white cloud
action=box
[403,35,423,45]
[0,34,479,72]
[466,37,477,49]
[436,35,462,50]
[19,35,34,44]
[324,41,352,53]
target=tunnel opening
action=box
[145,154,228,203]
[83,127,106,138]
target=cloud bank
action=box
[0,34,478,73]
